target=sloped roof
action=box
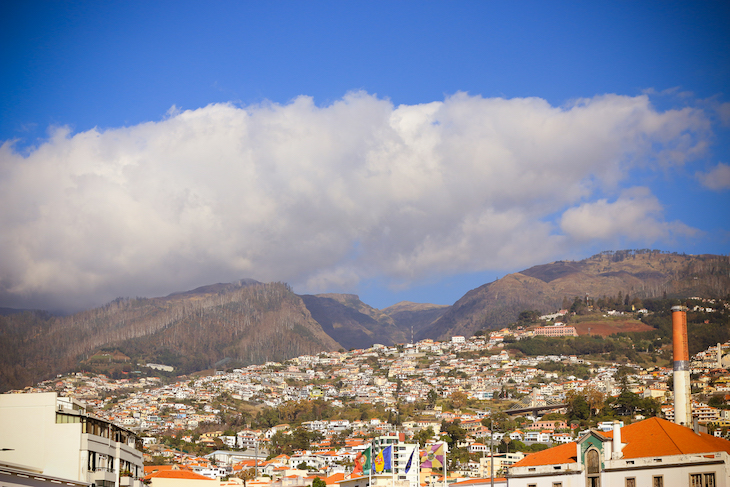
[512,416,730,468]
[451,478,507,486]
[511,441,578,467]
[145,469,213,480]
[144,465,176,474]
[619,417,730,459]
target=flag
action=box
[373,445,392,473]
[353,446,371,475]
[383,445,392,472]
[420,442,445,469]
[405,447,415,473]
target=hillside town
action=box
[4,303,730,487]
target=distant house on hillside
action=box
[532,324,578,337]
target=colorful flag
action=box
[405,447,415,473]
[420,442,445,469]
[353,446,371,475]
[373,445,392,473]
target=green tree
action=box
[427,390,439,408]
[449,391,468,410]
[413,426,435,446]
[440,420,466,450]
[518,310,541,323]
[567,393,590,421]
[709,394,727,408]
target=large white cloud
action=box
[0,92,710,311]
[559,187,698,242]
[696,162,730,191]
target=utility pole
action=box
[490,413,494,487]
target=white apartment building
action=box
[0,392,144,487]
[371,435,420,487]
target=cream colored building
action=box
[338,474,411,487]
[478,452,524,477]
[0,392,144,487]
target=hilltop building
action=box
[0,392,144,487]
[532,325,578,338]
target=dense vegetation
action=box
[502,295,729,364]
[0,283,338,392]
[420,251,730,340]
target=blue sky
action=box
[1,1,729,313]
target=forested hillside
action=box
[0,282,340,392]
[299,294,448,349]
[419,251,730,340]
[2,250,728,393]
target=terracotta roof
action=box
[513,417,730,468]
[144,465,177,474]
[511,441,578,467]
[145,469,213,480]
[620,417,730,459]
[451,478,507,485]
[325,472,346,484]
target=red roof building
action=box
[508,417,730,487]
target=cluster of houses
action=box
[5,299,730,486]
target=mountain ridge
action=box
[418,250,730,340]
[1,249,728,392]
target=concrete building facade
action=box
[0,392,144,487]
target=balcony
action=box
[89,467,117,485]
[120,476,145,487]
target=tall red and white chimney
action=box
[672,305,692,426]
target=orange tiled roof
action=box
[451,478,507,485]
[620,417,730,459]
[145,469,213,480]
[325,472,346,484]
[144,465,177,474]
[511,441,578,467]
[513,417,730,468]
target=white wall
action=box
[0,392,82,481]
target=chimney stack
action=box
[672,305,692,426]
[612,421,624,459]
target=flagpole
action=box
[443,442,447,487]
[391,444,395,487]
[368,442,372,487]
[415,442,420,487]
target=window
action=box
[625,479,636,487]
[653,476,664,487]
[691,473,716,487]
[55,413,81,423]
[585,448,600,487]
[586,449,600,474]
[552,483,563,487]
